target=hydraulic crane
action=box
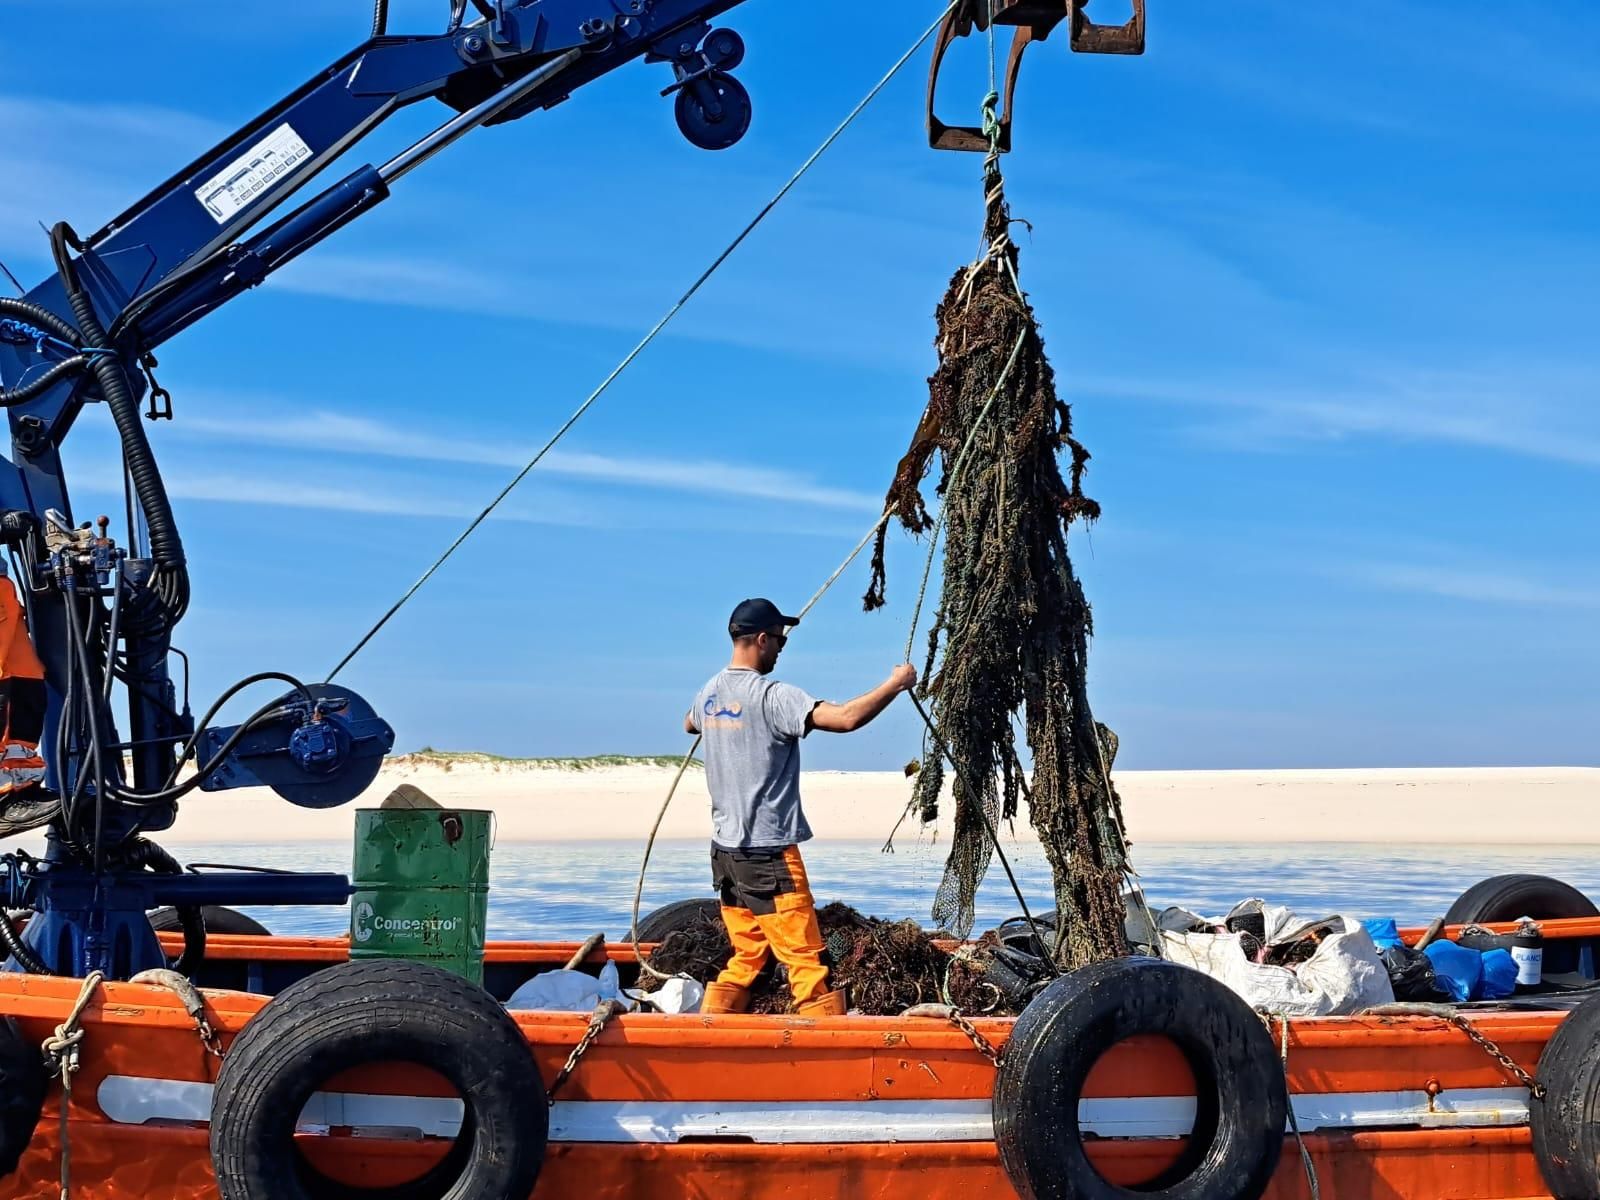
[0,0,1142,980]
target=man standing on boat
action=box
[686,598,916,1017]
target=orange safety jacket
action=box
[0,583,46,795]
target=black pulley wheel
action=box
[632,897,722,942]
[210,959,547,1200]
[1445,874,1598,925]
[675,72,752,151]
[0,1016,44,1179]
[1532,988,1600,1197]
[994,956,1286,1200]
[149,906,271,936]
[703,28,745,70]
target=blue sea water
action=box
[159,838,1600,940]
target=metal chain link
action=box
[1448,1014,1546,1098]
[947,1008,1003,1068]
[129,969,224,1058]
[547,1000,625,1102]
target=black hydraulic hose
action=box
[0,296,78,345]
[125,838,205,975]
[124,835,181,875]
[159,671,318,788]
[109,670,317,806]
[371,0,388,36]
[57,600,95,836]
[62,593,109,862]
[0,296,93,406]
[116,693,300,806]
[0,355,94,407]
[50,225,188,623]
[0,908,49,974]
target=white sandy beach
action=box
[133,755,1600,846]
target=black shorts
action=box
[711,843,801,916]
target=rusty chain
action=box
[1448,1014,1545,1098]
[547,999,626,1102]
[130,968,225,1058]
[947,1008,1003,1068]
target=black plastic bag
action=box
[1381,944,1452,1003]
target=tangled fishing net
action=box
[640,901,1043,1016]
[863,137,1132,971]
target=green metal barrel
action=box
[350,808,491,985]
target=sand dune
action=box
[124,754,1600,846]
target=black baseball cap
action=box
[729,597,800,635]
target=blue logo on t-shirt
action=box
[704,693,744,721]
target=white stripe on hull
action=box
[95,1077,1531,1144]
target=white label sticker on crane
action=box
[194,123,313,224]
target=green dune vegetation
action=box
[392,749,702,771]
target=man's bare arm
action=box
[809,665,917,734]
[684,713,698,735]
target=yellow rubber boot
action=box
[795,989,847,1018]
[701,981,751,1014]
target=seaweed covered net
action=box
[639,901,1043,1016]
[862,146,1132,970]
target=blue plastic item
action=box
[1424,940,1482,1003]
[1479,948,1518,1000]
[1363,918,1402,950]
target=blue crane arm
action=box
[0,0,757,945]
[27,0,747,365]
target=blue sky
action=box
[2,2,1597,770]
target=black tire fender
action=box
[994,956,1286,1200]
[1444,874,1598,925]
[1532,989,1600,1198]
[632,897,722,942]
[0,1016,44,1179]
[210,959,547,1200]
[148,906,271,936]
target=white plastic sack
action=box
[1160,916,1393,1018]
[505,961,634,1012]
[627,976,704,1014]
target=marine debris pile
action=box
[640,901,1050,1016]
[865,149,1133,969]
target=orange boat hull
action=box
[2,918,1593,1199]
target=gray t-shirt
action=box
[688,667,818,849]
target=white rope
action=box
[42,971,103,1200]
[328,0,961,682]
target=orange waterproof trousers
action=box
[712,844,829,1005]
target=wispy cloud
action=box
[1345,561,1600,612]
[174,405,882,511]
[1079,365,1600,469]
[0,94,225,261]
[162,474,604,525]
[266,253,539,314]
